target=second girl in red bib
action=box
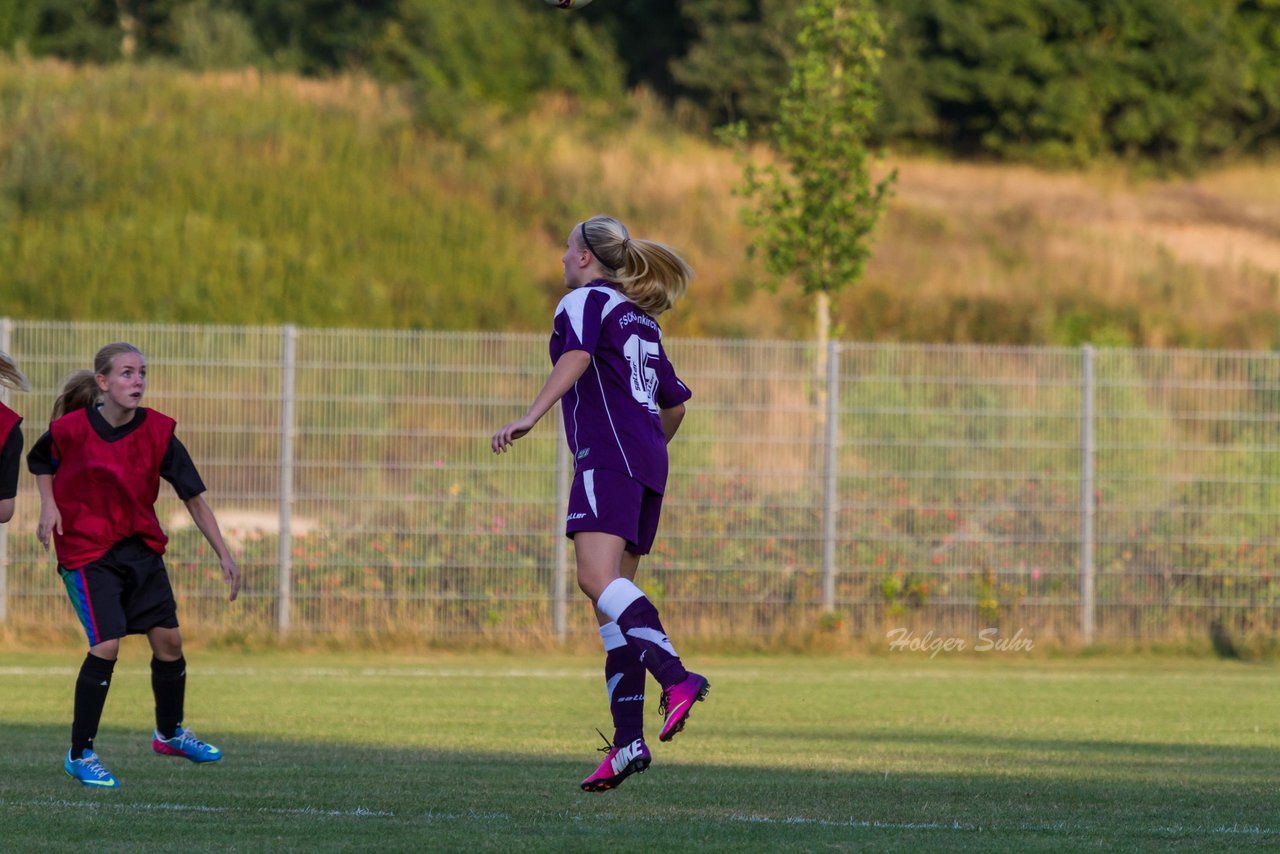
[28,342,241,788]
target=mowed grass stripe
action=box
[4,797,1277,841]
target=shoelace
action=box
[594,728,614,754]
[175,729,209,753]
[658,688,671,717]
[80,754,112,780]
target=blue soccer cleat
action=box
[152,726,223,763]
[65,749,120,788]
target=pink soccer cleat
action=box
[580,733,651,792]
[657,672,710,742]
[152,726,223,763]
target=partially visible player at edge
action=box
[0,351,29,524]
[28,342,241,789]
[492,215,710,792]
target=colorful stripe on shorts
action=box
[61,568,101,646]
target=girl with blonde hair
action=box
[492,215,709,791]
[29,342,241,788]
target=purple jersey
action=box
[551,280,691,493]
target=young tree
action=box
[732,0,895,351]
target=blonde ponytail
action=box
[50,371,99,420]
[579,215,693,316]
[0,351,29,393]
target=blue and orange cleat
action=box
[152,726,223,763]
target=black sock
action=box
[71,653,116,757]
[151,656,186,740]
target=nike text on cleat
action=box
[580,732,651,793]
[64,749,120,788]
[658,672,710,742]
[152,726,223,763]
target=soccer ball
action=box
[544,0,593,8]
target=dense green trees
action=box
[228,0,396,73]
[671,0,1280,168]
[2,0,1277,169]
[873,0,1278,169]
[373,0,622,132]
[677,0,1280,169]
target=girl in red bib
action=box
[28,342,241,788]
[0,351,29,525]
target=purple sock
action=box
[597,579,689,690]
[600,623,645,746]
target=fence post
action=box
[822,340,841,612]
[0,317,9,624]
[278,325,297,636]
[553,406,570,641]
[1080,345,1096,644]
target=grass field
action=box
[0,647,1276,851]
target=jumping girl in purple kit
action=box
[492,214,710,792]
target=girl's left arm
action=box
[184,494,241,602]
[491,350,592,454]
[660,402,686,444]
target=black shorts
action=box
[59,537,179,646]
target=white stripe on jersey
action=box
[570,385,582,459]
[555,284,637,479]
[592,358,633,478]
[555,286,630,346]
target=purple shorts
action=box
[566,468,664,556]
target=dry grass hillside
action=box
[856,159,1280,348]
[3,61,1278,348]
[497,94,1280,348]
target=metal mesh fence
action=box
[1,321,1277,646]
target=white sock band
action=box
[598,622,627,652]
[596,578,645,622]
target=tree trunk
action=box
[814,290,832,474]
[815,290,831,356]
[814,289,831,398]
[118,1,137,60]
